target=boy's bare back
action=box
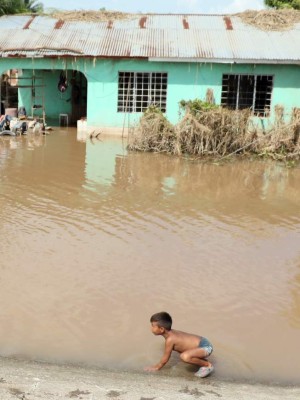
[165,329,201,353]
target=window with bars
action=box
[117,72,168,113]
[221,74,273,116]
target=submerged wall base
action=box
[77,125,129,141]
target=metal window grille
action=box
[221,74,273,116]
[117,72,168,113]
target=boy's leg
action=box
[180,348,212,368]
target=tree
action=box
[0,0,43,16]
[0,0,23,15]
[265,0,300,9]
[24,0,44,13]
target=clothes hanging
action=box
[58,72,68,93]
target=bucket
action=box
[77,119,87,131]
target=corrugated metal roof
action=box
[0,14,299,63]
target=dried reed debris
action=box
[51,10,135,22]
[127,106,176,154]
[236,9,300,31]
[175,107,252,157]
[128,102,300,162]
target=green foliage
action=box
[143,105,164,116]
[264,0,300,10]
[0,0,23,15]
[0,0,43,16]
[179,99,219,116]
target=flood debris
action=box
[127,105,176,154]
[235,9,300,31]
[89,129,102,140]
[49,9,300,30]
[51,10,136,22]
[127,102,300,162]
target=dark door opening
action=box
[69,70,87,126]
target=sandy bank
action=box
[0,357,299,399]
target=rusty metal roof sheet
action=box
[0,14,299,63]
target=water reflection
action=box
[26,132,46,150]
[84,138,126,190]
[285,268,300,329]
[0,129,299,385]
[83,144,300,228]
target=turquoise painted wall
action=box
[1,58,300,128]
[18,69,72,122]
[83,60,300,127]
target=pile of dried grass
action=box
[51,10,134,22]
[255,106,299,159]
[236,9,300,31]
[127,106,176,154]
[261,107,300,159]
[174,108,252,156]
[128,105,300,161]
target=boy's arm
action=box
[144,339,174,371]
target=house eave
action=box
[148,57,300,65]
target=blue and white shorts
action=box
[199,336,213,356]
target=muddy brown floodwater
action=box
[0,128,299,385]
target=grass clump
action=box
[127,105,176,154]
[175,106,252,157]
[127,102,300,162]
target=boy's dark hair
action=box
[150,312,172,330]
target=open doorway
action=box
[69,70,87,126]
[1,69,87,127]
[0,69,19,117]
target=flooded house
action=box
[0,11,299,134]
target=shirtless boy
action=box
[144,311,214,378]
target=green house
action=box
[0,12,299,133]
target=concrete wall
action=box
[1,57,300,130]
[84,60,300,129]
[18,69,71,121]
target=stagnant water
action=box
[0,128,299,385]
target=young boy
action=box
[144,312,214,378]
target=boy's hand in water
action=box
[144,365,159,372]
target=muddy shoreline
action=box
[0,356,299,399]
